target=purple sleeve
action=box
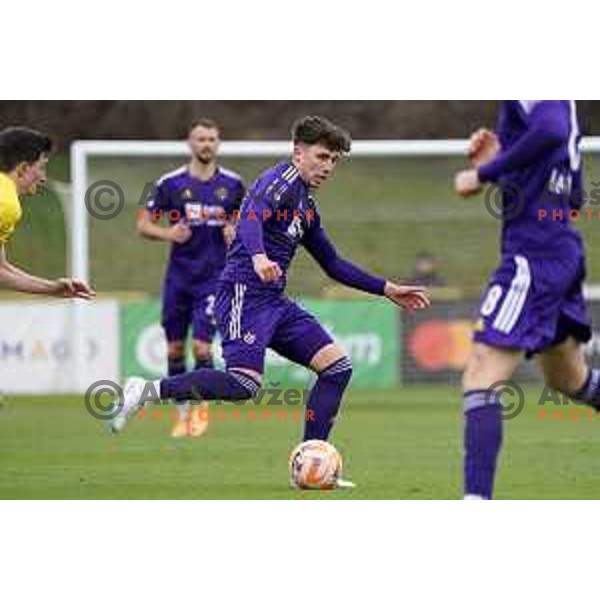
[302,226,386,296]
[145,180,170,212]
[230,180,246,213]
[478,101,570,183]
[237,184,271,256]
[221,180,246,221]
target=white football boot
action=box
[109,377,148,434]
[335,478,357,489]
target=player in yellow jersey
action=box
[0,127,94,298]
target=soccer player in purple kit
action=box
[455,101,598,499]
[114,116,431,486]
[136,118,245,436]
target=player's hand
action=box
[384,282,431,313]
[455,169,483,197]
[53,278,96,300]
[252,253,282,283]
[168,223,192,244]
[223,222,237,247]
[468,128,500,167]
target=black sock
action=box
[168,356,186,377]
[194,356,214,370]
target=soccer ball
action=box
[288,440,342,490]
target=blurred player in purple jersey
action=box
[137,118,245,436]
[115,116,430,486]
[455,101,597,499]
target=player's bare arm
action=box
[137,211,192,243]
[0,246,95,299]
[383,281,430,312]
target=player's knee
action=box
[462,346,488,390]
[462,343,519,391]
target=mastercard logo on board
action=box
[408,320,475,371]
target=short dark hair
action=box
[0,127,53,172]
[189,118,220,134]
[292,116,351,153]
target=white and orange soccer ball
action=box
[288,440,343,490]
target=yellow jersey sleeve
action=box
[0,173,22,245]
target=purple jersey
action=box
[215,162,387,373]
[221,162,319,292]
[478,100,584,259]
[146,165,245,281]
[474,101,592,356]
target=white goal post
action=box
[68,138,600,392]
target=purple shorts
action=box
[214,281,333,373]
[473,253,592,356]
[161,276,217,343]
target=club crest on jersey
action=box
[215,186,229,202]
[287,217,304,240]
[181,188,194,200]
[243,331,256,345]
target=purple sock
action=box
[574,369,600,410]
[304,357,352,441]
[160,368,260,401]
[464,390,503,499]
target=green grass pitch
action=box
[1,386,600,499]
